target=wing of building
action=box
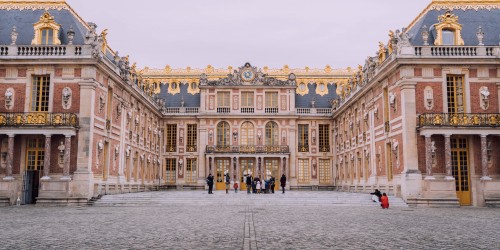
[0,0,499,207]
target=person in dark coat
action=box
[270,176,275,194]
[370,189,382,203]
[246,175,252,194]
[280,174,287,194]
[206,174,214,194]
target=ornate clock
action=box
[241,69,255,82]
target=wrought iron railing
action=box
[298,144,309,152]
[206,145,290,154]
[417,113,500,127]
[0,112,78,127]
[186,145,197,152]
[319,145,330,153]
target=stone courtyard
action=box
[1,191,499,249]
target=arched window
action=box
[240,122,254,146]
[217,121,230,146]
[265,121,278,146]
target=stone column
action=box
[41,135,52,180]
[3,134,15,181]
[424,135,435,180]
[444,135,454,180]
[480,135,492,181]
[61,135,72,180]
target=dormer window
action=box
[441,29,455,45]
[40,28,54,45]
[32,12,61,45]
[433,11,464,46]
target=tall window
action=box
[298,159,310,183]
[40,28,54,45]
[319,159,331,184]
[26,137,45,171]
[447,75,465,113]
[166,124,177,152]
[217,92,230,108]
[187,124,197,152]
[165,158,176,184]
[241,92,254,107]
[386,143,393,181]
[186,158,197,183]
[265,92,278,108]
[319,124,330,152]
[31,76,50,112]
[265,121,278,146]
[298,124,309,152]
[240,122,254,146]
[217,121,230,146]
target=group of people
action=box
[370,189,389,209]
[205,173,287,194]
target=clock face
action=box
[241,69,255,82]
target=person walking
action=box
[280,174,287,194]
[225,173,230,194]
[246,175,252,194]
[206,173,214,194]
[233,182,239,193]
[381,193,390,209]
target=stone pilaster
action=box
[61,135,71,180]
[3,134,14,181]
[41,135,51,180]
[480,135,492,181]
[424,135,435,180]
[443,135,454,180]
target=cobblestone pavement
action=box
[1,191,499,250]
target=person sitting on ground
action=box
[380,193,389,209]
[370,189,382,203]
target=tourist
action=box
[370,189,382,203]
[234,182,238,193]
[246,175,252,194]
[206,174,214,194]
[256,181,261,194]
[280,174,287,194]
[225,173,230,194]
[381,193,389,209]
[270,176,275,194]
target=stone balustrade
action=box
[0,45,86,57]
[414,46,497,57]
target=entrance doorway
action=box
[240,159,254,190]
[265,159,280,190]
[451,137,471,206]
[215,159,229,190]
[23,137,45,204]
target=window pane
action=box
[442,30,455,45]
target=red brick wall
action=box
[469,82,498,113]
[52,83,80,113]
[415,82,443,114]
[0,84,26,112]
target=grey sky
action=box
[66,0,431,69]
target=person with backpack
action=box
[225,173,230,194]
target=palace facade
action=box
[0,0,499,207]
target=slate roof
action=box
[158,83,201,108]
[407,9,500,46]
[295,84,337,109]
[0,9,87,45]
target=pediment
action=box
[199,63,296,86]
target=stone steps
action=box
[93,191,407,207]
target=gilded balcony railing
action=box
[298,144,309,153]
[186,145,197,152]
[319,145,330,153]
[206,145,290,154]
[0,112,78,128]
[417,113,500,127]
